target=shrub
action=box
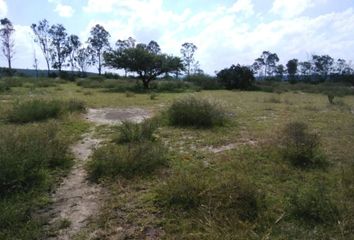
[125,91,135,97]
[114,119,158,144]
[185,74,221,90]
[280,122,327,168]
[7,100,62,123]
[64,99,87,113]
[167,96,228,128]
[88,141,167,180]
[156,166,262,221]
[217,64,255,90]
[0,81,10,92]
[289,183,339,225]
[0,124,70,196]
[150,92,159,100]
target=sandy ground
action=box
[86,108,152,125]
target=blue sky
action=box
[1,0,354,74]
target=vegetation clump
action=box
[114,119,159,144]
[88,141,167,180]
[280,122,327,168]
[167,96,229,128]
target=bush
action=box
[185,74,221,90]
[167,96,228,128]
[217,64,255,90]
[0,124,70,196]
[7,100,62,123]
[289,183,339,225]
[114,119,158,144]
[88,141,167,180]
[64,99,86,113]
[0,81,10,92]
[156,166,262,221]
[280,122,327,168]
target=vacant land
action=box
[0,78,353,239]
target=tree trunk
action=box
[8,58,11,70]
[46,60,51,77]
[143,79,149,89]
[98,52,101,75]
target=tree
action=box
[0,18,15,71]
[67,34,81,73]
[287,59,298,77]
[104,41,184,89]
[147,40,161,54]
[33,50,39,79]
[275,64,285,79]
[312,55,334,78]
[76,48,90,75]
[115,37,136,76]
[31,19,52,76]
[299,61,312,76]
[180,42,197,76]
[217,64,255,90]
[253,51,279,78]
[87,24,110,75]
[49,24,68,72]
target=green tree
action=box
[180,42,197,76]
[312,55,334,78]
[0,18,15,71]
[31,19,52,76]
[104,41,183,89]
[253,51,279,78]
[76,48,90,76]
[217,64,255,90]
[49,24,68,73]
[87,24,110,75]
[287,59,298,76]
[67,34,81,73]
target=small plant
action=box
[289,183,339,225]
[167,96,228,128]
[7,100,62,123]
[64,99,86,113]
[114,119,159,144]
[150,92,159,100]
[88,141,167,180]
[328,94,335,104]
[125,91,135,97]
[280,122,327,168]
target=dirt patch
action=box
[86,108,152,125]
[204,139,257,153]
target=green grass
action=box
[1,77,354,239]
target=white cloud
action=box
[229,0,254,16]
[0,0,7,17]
[55,3,74,17]
[271,0,325,18]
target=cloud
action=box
[229,0,254,16]
[271,0,326,18]
[0,0,7,17]
[55,3,74,17]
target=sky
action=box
[1,0,354,74]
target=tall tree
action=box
[115,37,136,76]
[49,24,68,72]
[312,55,334,77]
[147,40,161,54]
[286,59,298,77]
[180,42,197,76]
[87,24,110,75]
[254,51,279,78]
[275,64,285,79]
[0,18,15,71]
[76,48,90,75]
[31,19,52,76]
[67,34,81,73]
[299,61,312,76]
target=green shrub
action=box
[7,100,62,123]
[0,81,10,92]
[88,141,167,180]
[0,124,70,196]
[150,92,159,100]
[185,74,221,90]
[64,99,86,113]
[114,119,158,144]
[280,122,327,168]
[167,96,228,128]
[289,183,339,225]
[156,166,262,221]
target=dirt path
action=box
[46,129,103,240]
[43,107,152,239]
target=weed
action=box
[114,119,158,144]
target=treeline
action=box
[1,18,354,89]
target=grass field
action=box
[0,78,353,239]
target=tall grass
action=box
[114,119,159,144]
[0,123,71,239]
[6,99,86,123]
[167,96,229,128]
[88,141,167,180]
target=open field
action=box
[0,78,354,239]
